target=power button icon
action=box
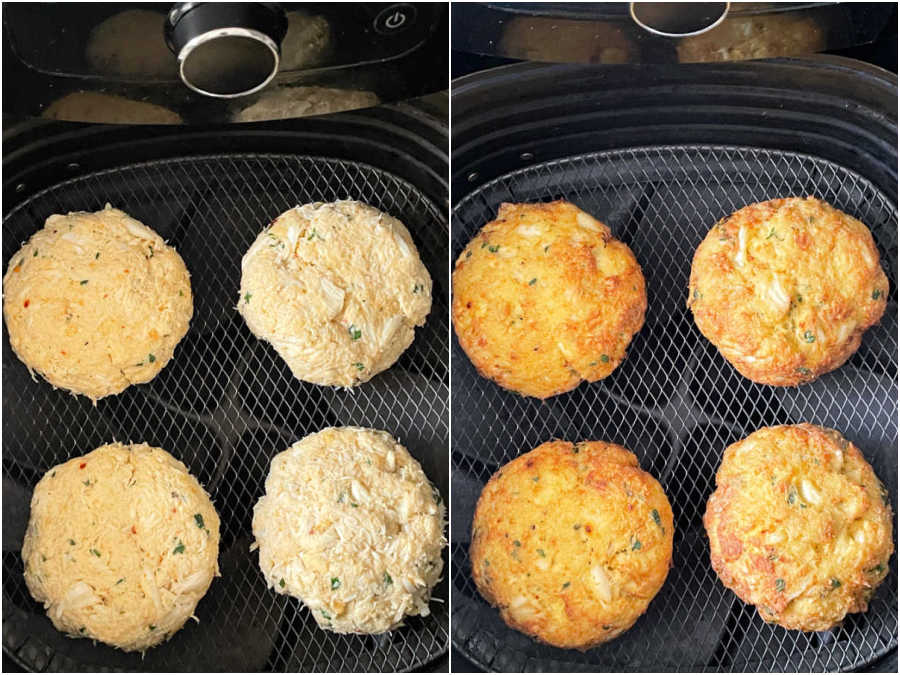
[374,4,416,35]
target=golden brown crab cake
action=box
[452,201,646,399]
[688,197,888,386]
[470,440,674,650]
[704,424,894,632]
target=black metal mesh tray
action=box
[2,154,449,672]
[450,145,898,672]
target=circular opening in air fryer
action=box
[179,28,279,98]
[629,2,730,37]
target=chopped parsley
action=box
[331,577,341,590]
[34,250,39,257]
[562,581,571,589]
[528,278,537,286]
[350,502,359,508]
[693,288,702,300]
[872,289,883,300]
[348,325,362,341]
[802,331,815,343]
[68,539,76,546]
[116,578,124,585]
[82,479,91,486]
[632,539,642,551]
[766,228,777,239]
[830,578,841,589]
[172,540,185,555]
[775,578,785,592]
[787,487,797,504]
[573,524,581,530]
[600,354,609,363]
[384,572,393,585]
[487,245,500,253]
[354,362,364,371]
[537,549,546,557]
[148,353,156,363]
[149,624,156,630]
[796,367,812,377]
[868,563,885,574]
[319,609,332,621]
[90,549,101,557]
[147,246,154,258]
[194,513,205,529]
[513,540,521,547]
[279,578,286,588]
[80,280,88,285]
[651,509,662,528]
[413,284,424,293]
[95,252,100,259]
[244,292,252,304]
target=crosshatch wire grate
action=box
[450,145,898,673]
[1,154,449,673]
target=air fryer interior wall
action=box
[450,57,897,672]
[2,2,448,123]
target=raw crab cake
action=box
[452,201,646,398]
[688,197,888,386]
[704,424,894,631]
[3,205,193,400]
[252,427,445,634]
[21,443,220,652]
[470,440,674,650]
[238,201,431,386]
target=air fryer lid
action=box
[453,2,895,64]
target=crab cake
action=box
[232,86,379,123]
[252,427,445,634]
[3,205,193,401]
[470,441,674,650]
[238,201,431,386]
[42,92,183,125]
[85,9,177,78]
[688,197,888,386]
[22,443,220,652]
[453,201,646,399]
[677,14,825,63]
[704,424,894,632]
[501,16,636,64]
[280,11,331,71]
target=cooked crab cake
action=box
[252,427,445,634]
[470,440,674,650]
[688,197,888,386]
[280,11,331,71]
[238,201,431,386]
[677,13,825,63]
[3,205,193,400]
[452,201,646,399]
[704,424,894,631]
[233,86,379,123]
[501,16,636,64]
[85,9,177,78]
[22,443,220,652]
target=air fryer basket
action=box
[450,145,898,672]
[2,154,449,672]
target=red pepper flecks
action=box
[131,525,137,534]
[79,463,86,469]
[23,299,30,308]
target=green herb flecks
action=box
[80,280,89,285]
[331,577,341,590]
[873,289,883,300]
[173,540,185,555]
[354,362,364,371]
[600,354,609,363]
[90,549,101,558]
[95,252,100,259]
[868,563,885,575]
[116,578,124,585]
[787,487,797,504]
[194,513,206,530]
[69,539,76,546]
[528,278,537,286]
[83,479,91,486]
[562,582,571,589]
[796,367,812,377]
[693,288,702,301]
[348,324,362,341]
[34,250,39,257]
[147,246,154,259]
[537,549,546,557]
[244,292,252,304]
[487,245,500,253]
[350,502,359,508]
[632,538,642,551]
[775,578,785,592]
[319,609,332,621]
[384,572,393,585]
[79,627,86,634]
[802,330,816,343]
[513,540,522,547]
[413,283,424,293]
[279,578,286,588]
[651,509,662,529]
[831,578,841,589]
[148,353,156,363]
[149,624,156,630]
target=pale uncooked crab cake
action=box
[252,427,445,634]
[22,443,220,652]
[3,205,193,400]
[238,201,431,386]
[452,201,646,399]
[688,197,888,386]
[470,440,674,650]
[704,424,894,631]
